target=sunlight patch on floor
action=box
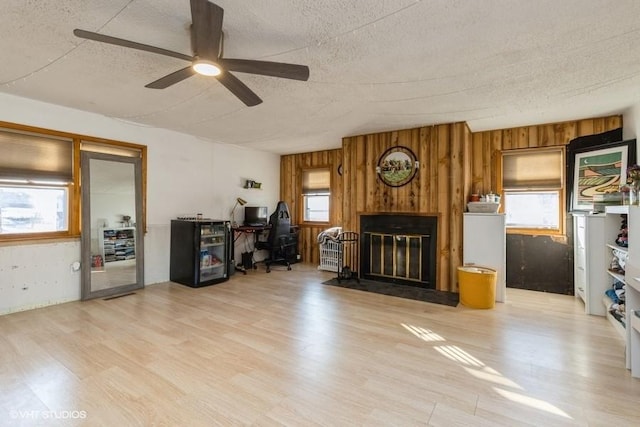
[462,366,523,390]
[433,345,485,367]
[401,323,445,342]
[494,387,572,419]
[402,323,574,421]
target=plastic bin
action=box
[319,239,341,272]
[457,266,497,309]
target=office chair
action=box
[256,201,297,272]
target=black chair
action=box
[256,201,298,272]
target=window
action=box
[0,186,68,234]
[501,147,564,234]
[0,129,73,237]
[0,122,147,241]
[302,168,330,222]
[504,191,560,229]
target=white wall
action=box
[0,241,81,313]
[0,93,280,314]
[624,103,640,141]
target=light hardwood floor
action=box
[90,260,137,292]
[1,263,639,426]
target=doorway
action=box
[81,151,144,300]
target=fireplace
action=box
[360,214,437,289]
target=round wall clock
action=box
[377,146,418,187]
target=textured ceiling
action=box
[2,0,640,155]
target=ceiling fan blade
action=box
[220,58,310,81]
[217,72,262,106]
[146,67,196,89]
[73,29,193,62]
[190,0,224,60]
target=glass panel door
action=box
[199,222,227,283]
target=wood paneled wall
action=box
[341,123,472,292]
[280,149,343,265]
[281,124,472,292]
[280,114,622,293]
[471,115,622,196]
[474,115,622,295]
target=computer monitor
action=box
[244,206,268,226]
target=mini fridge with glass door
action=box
[170,219,230,287]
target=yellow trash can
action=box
[457,266,497,309]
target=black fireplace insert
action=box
[360,214,437,289]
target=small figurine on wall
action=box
[244,179,262,189]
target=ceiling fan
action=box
[73,0,309,107]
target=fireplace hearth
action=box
[360,214,437,289]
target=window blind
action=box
[302,169,330,194]
[0,129,72,182]
[503,148,563,190]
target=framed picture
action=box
[567,138,636,211]
[376,146,418,187]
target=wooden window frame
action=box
[0,120,147,243]
[497,146,566,237]
[300,167,331,225]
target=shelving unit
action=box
[602,207,628,340]
[629,278,640,376]
[573,205,640,377]
[601,294,627,339]
[622,205,640,378]
[99,227,135,263]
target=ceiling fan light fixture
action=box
[192,59,221,76]
[73,2,308,105]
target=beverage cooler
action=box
[170,219,230,287]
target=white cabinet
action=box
[99,227,136,263]
[572,212,609,315]
[463,213,506,303]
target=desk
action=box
[231,224,299,273]
[233,225,270,234]
[232,225,270,273]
